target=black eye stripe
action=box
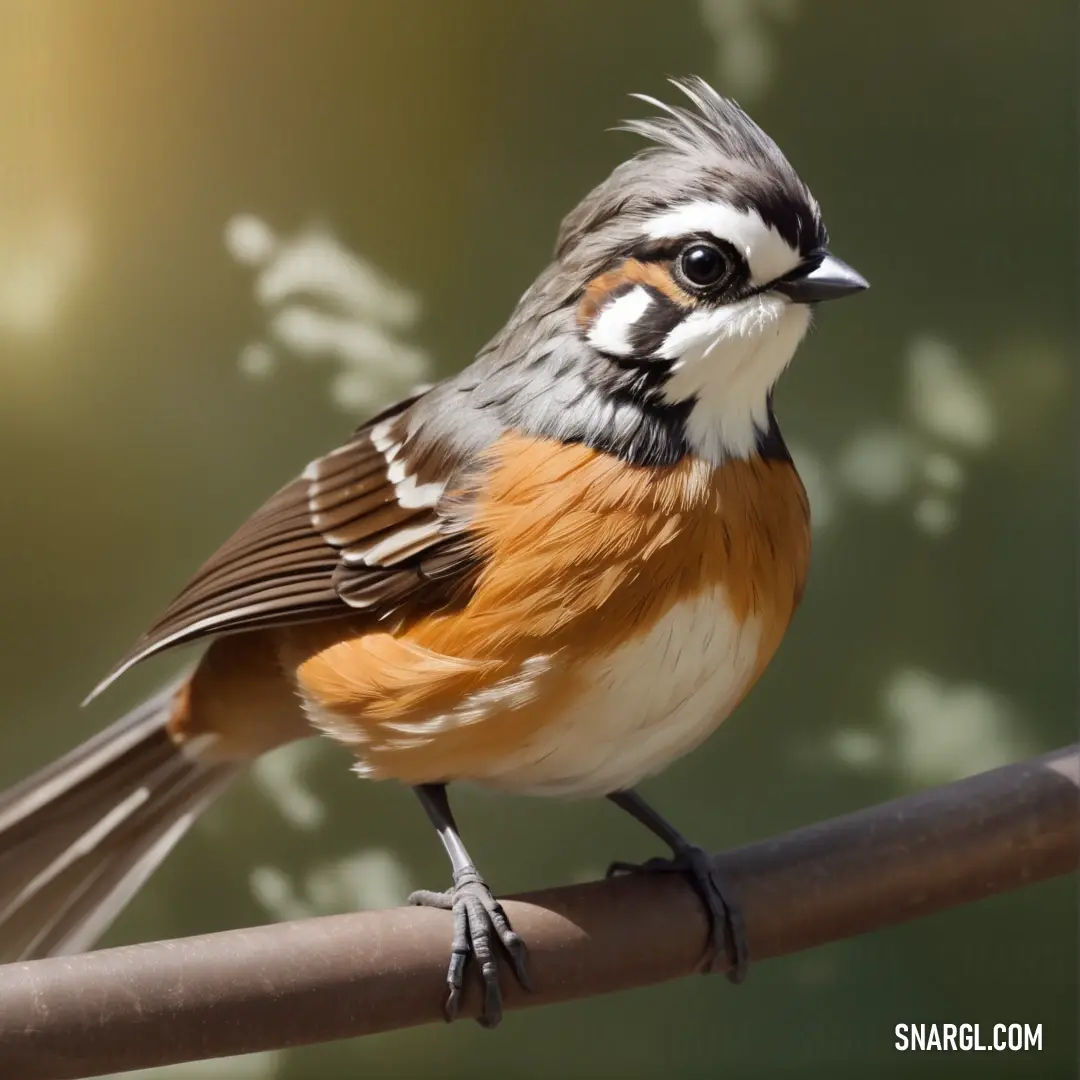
[626,233,749,300]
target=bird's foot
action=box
[409,865,532,1027]
[607,844,749,983]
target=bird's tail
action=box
[0,678,239,963]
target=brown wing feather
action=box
[88,393,481,701]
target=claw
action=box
[502,930,533,991]
[409,866,531,1026]
[606,844,749,982]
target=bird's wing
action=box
[89,391,481,701]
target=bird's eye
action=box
[676,242,730,290]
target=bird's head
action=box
[545,77,867,463]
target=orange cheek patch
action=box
[577,258,694,327]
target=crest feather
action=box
[555,75,823,263]
[617,77,794,177]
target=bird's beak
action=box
[774,253,869,304]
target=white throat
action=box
[659,296,811,462]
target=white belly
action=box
[473,586,762,797]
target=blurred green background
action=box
[0,1,1076,1078]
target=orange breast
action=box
[286,434,810,792]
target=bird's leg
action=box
[605,788,749,983]
[407,783,531,1027]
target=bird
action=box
[0,76,866,1027]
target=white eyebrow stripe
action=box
[642,200,802,287]
[586,285,652,357]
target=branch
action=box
[1,746,1076,1080]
